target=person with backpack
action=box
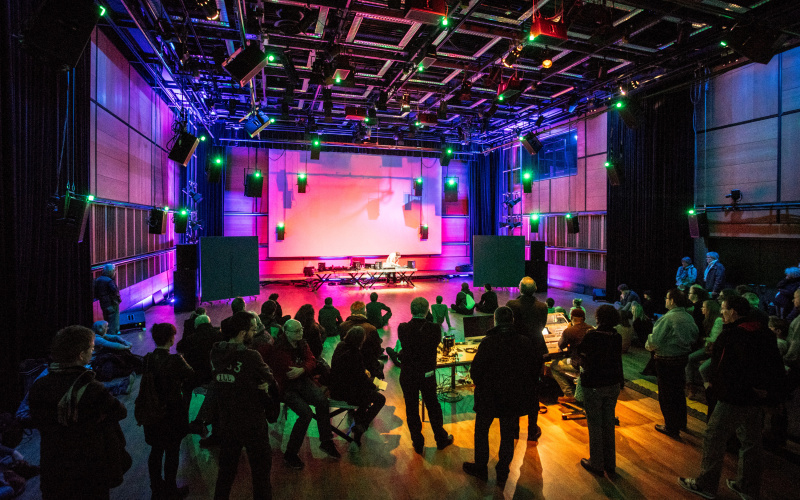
[137,323,194,499]
[451,283,476,315]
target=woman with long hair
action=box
[294,304,325,358]
[688,285,711,334]
[630,302,652,347]
[685,299,723,400]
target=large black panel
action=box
[524,260,548,293]
[530,241,546,262]
[173,269,197,313]
[176,244,198,270]
[472,235,526,288]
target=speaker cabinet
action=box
[688,212,709,238]
[176,244,198,271]
[566,216,580,234]
[148,209,168,235]
[173,269,197,313]
[168,131,200,166]
[21,0,100,71]
[53,193,90,243]
[524,260,548,293]
[245,173,264,197]
[120,310,146,331]
[530,241,546,262]
[222,43,269,87]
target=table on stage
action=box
[308,266,416,291]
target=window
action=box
[520,129,578,180]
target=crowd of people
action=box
[8,251,800,500]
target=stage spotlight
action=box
[245,170,263,197]
[420,224,429,240]
[437,99,448,120]
[244,110,274,138]
[542,56,553,69]
[567,95,579,113]
[400,92,411,110]
[174,209,189,234]
[310,134,321,160]
[510,221,522,230]
[197,0,220,20]
[276,222,285,241]
[503,196,521,208]
[440,145,453,166]
[614,96,644,129]
[605,159,622,186]
[298,172,308,193]
[519,131,543,155]
[522,170,533,193]
[222,43,268,87]
[566,213,580,233]
[414,177,423,196]
[444,177,458,202]
[529,213,540,233]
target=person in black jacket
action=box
[702,252,726,299]
[679,296,787,500]
[94,264,122,335]
[451,283,475,315]
[475,284,498,314]
[462,307,537,487]
[143,323,194,499]
[575,305,624,478]
[397,297,454,454]
[329,326,386,445]
[318,297,343,339]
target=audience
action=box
[294,304,325,359]
[630,302,653,346]
[546,297,555,313]
[615,311,634,353]
[475,284,498,314]
[641,290,658,319]
[451,283,476,315]
[570,298,586,318]
[685,300,723,401]
[430,295,452,331]
[220,297,246,334]
[268,293,291,325]
[769,316,790,357]
[259,300,283,340]
[688,285,711,334]
[776,267,800,319]
[318,297,343,339]
[462,306,537,487]
[91,320,132,352]
[142,323,193,499]
[340,301,384,379]
[177,314,222,394]
[181,307,206,341]
[616,284,640,312]
[329,326,386,446]
[552,308,593,404]
[366,292,393,330]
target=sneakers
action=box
[283,454,305,470]
[580,458,604,477]
[678,478,716,499]
[436,434,455,450]
[655,424,682,441]
[726,479,753,500]
[320,440,341,459]
[462,462,488,481]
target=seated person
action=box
[258,320,340,468]
[268,293,291,325]
[340,302,384,379]
[615,311,634,353]
[431,296,452,331]
[318,297,343,339]
[616,284,641,312]
[475,284,498,314]
[571,298,587,318]
[294,304,325,359]
[630,302,653,346]
[329,326,386,446]
[744,292,769,326]
[91,320,132,352]
[769,316,790,358]
[546,298,556,314]
[554,306,569,321]
[366,292,392,331]
[182,307,206,341]
[259,300,283,340]
[220,297,246,334]
[642,290,657,318]
[551,308,594,404]
[176,314,222,390]
[451,283,475,315]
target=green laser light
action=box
[335,77,341,83]
[269,118,275,123]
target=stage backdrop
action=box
[268,150,442,258]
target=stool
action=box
[328,399,358,443]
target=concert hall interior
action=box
[4,1,800,499]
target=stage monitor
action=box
[463,315,494,339]
[472,235,526,288]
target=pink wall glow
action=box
[267,150,443,258]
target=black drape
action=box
[468,149,502,258]
[0,2,92,409]
[606,89,695,302]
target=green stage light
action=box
[447,148,453,154]
[688,209,695,215]
[720,41,728,47]
[335,76,341,83]
[616,102,623,108]
[415,120,421,126]
[87,195,95,201]
[498,94,505,102]
[268,117,275,123]
[214,157,222,164]
[277,222,284,228]
[163,206,170,212]
[529,33,536,41]
[99,6,106,16]
[200,135,206,141]
[299,173,306,180]
[523,172,531,180]
[416,177,423,184]
[364,117,370,123]
[565,213,572,218]
[254,171,261,178]
[267,54,275,62]
[418,64,424,72]
[180,209,187,215]
[531,213,539,220]
[605,161,611,167]
[441,17,448,27]
[313,140,320,146]
[448,179,455,186]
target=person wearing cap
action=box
[676,257,698,291]
[94,263,122,335]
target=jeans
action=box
[148,441,180,493]
[215,432,271,500]
[686,348,710,386]
[400,373,450,447]
[474,413,519,477]
[655,356,688,432]
[583,384,621,471]
[104,304,120,335]
[551,359,579,398]
[283,377,333,456]
[695,402,764,497]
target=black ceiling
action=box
[101,0,800,148]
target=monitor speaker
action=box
[176,244,198,270]
[530,241,545,262]
[524,260,548,293]
[566,216,580,234]
[173,269,197,313]
[688,212,709,238]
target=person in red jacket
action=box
[258,319,340,469]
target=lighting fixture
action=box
[298,172,308,193]
[529,213,540,233]
[519,131,543,155]
[522,171,532,193]
[197,0,220,21]
[542,56,553,69]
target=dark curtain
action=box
[193,139,225,238]
[606,89,695,302]
[468,148,503,257]
[0,1,92,409]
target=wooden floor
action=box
[15,280,800,499]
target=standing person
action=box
[676,257,698,291]
[211,311,276,499]
[551,308,593,404]
[646,289,699,440]
[28,326,131,500]
[366,292,393,331]
[142,323,194,499]
[94,263,122,335]
[318,297,343,339]
[679,296,787,500]
[451,283,476,315]
[397,297,454,454]
[329,326,386,446]
[462,307,538,487]
[703,252,726,299]
[475,284,498,314]
[576,305,624,478]
[506,276,549,441]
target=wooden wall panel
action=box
[95,31,129,121]
[548,176,573,213]
[90,103,97,194]
[129,133,152,205]
[781,114,800,201]
[585,155,608,211]
[570,158,587,212]
[584,112,607,157]
[129,70,153,139]
[95,108,130,201]
[708,59,779,128]
[782,48,800,111]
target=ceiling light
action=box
[197,0,220,21]
[542,57,553,69]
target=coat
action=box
[329,342,376,404]
[142,348,194,446]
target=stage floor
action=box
[15,281,800,499]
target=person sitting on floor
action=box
[630,301,653,346]
[616,284,641,313]
[220,297,246,334]
[571,298,587,318]
[431,296,452,331]
[268,293,291,325]
[340,302,384,379]
[615,311,634,353]
[329,326,386,446]
[769,316,790,357]
[552,308,594,404]
[181,307,206,341]
[91,320,132,352]
[259,300,283,340]
[366,292,393,331]
[294,304,325,359]
[176,314,222,395]
[451,283,476,315]
[475,284,498,314]
[318,297,343,339]
[258,319,340,469]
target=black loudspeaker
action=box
[420,225,429,240]
[566,215,580,234]
[530,241,545,262]
[173,211,189,233]
[53,193,90,243]
[176,244,198,271]
[520,132,544,155]
[688,212,709,238]
[616,97,644,129]
[168,131,200,166]
[726,25,784,65]
[173,269,197,313]
[303,266,315,277]
[222,43,269,87]
[148,209,167,235]
[245,172,264,197]
[21,0,100,71]
[524,260,548,293]
[444,178,458,202]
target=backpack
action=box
[134,355,166,426]
[465,293,476,310]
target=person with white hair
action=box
[703,252,726,299]
[94,263,122,334]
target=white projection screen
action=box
[268,150,443,258]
